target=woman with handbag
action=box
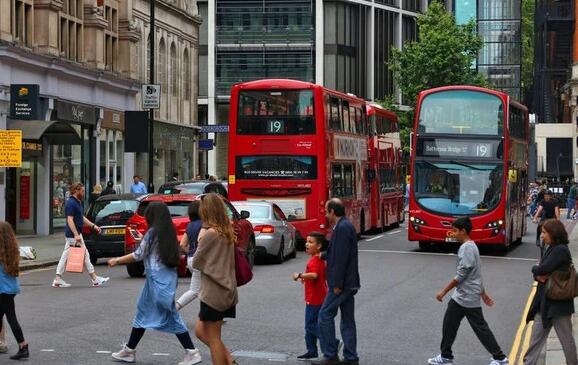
[523,218,578,365]
[107,202,202,365]
[193,193,238,365]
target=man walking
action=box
[130,176,147,194]
[313,198,360,365]
[52,183,109,288]
[567,182,577,220]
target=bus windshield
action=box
[413,161,503,216]
[237,90,315,135]
[418,90,504,135]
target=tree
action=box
[386,1,487,154]
[521,0,535,100]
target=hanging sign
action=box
[10,84,40,120]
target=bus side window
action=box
[342,101,351,132]
[330,97,341,131]
[349,105,357,134]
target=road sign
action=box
[199,139,214,151]
[199,125,229,133]
[0,130,22,167]
[142,84,161,109]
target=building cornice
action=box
[133,11,199,43]
[34,0,63,11]
[156,0,203,26]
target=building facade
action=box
[0,0,200,235]
[198,0,425,178]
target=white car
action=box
[232,201,297,264]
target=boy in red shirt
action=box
[293,232,328,361]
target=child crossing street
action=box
[428,217,509,365]
[292,232,328,361]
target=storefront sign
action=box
[22,142,43,157]
[142,84,161,109]
[55,101,97,124]
[199,139,214,150]
[333,135,368,161]
[199,125,229,133]
[10,84,40,120]
[102,109,125,131]
[0,130,22,167]
[20,176,30,220]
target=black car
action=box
[158,180,228,198]
[84,194,144,264]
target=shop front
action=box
[99,109,125,193]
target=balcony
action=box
[216,25,314,46]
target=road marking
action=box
[152,353,170,356]
[96,351,112,354]
[388,230,402,235]
[508,284,537,363]
[358,249,536,262]
[364,235,384,242]
[40,349,55,352]
[518,321,534,365]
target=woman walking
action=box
[0,222,29,360]
[193,193,238,365]
[523,219,578,365]
[176,201,202,310]
[108,202,201,365]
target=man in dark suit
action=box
[313,199,360,365]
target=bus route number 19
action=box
[268,120,284,134]
[476,144,490,157]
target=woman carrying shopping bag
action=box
[524,218,578,365]
[0,221,29,360]
[193,193,238,365]
[108,202,201,365]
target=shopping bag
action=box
[65,246,86,273]
[19,246,37,260]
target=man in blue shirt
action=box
[130,175,147,194]
[52,183,110,288]
[314,198,360,365]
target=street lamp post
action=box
[148,0,155,193]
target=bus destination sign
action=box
[420,139,497,159]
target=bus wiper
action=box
[449,160,485,171]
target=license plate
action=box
[104,228,125,235]
[445,237,457,243]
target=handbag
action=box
[546,264,578,300]
[234,246,253,287]
[65,246,86,273]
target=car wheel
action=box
[88,251,98,265]
[288,238,297,259]
[274,238,285,264]
[127,262,145,277]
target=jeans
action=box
[568,199,576,218]
[305,304,321,355]
[441,299,506,360]
[318,289,358,361]
[56,237,95,276]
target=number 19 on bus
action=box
[268,120,284,134]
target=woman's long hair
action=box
[199,193,235,244]
[0,222,20,276]
[144,202,180,267]
[542,219,569,245]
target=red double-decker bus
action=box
[228,79,393,242]
[408,85,529,250]
[366,103,405,230]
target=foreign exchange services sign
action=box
[10,84,40,120]
[0,130,22,167]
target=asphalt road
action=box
[5,220,547,365]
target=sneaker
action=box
[179,348,202,365]
[428,354,453,365]
[52,278,71,288]
[112,345,135,363]
[0,341,7,353]
[297,352,318,360]
[488,358,509,365]
[92,276,110,287]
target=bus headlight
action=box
[486,220,504,228]
[410,216,426,225]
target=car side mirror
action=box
[240,210,250,219]
[287,214,297,222]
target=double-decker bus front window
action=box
[237,90,315,135]
[236,155,317,180]
[414,161,503,216]
[418,91,504,135]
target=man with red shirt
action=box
[293,232,328,361]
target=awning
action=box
[7,119,82,144]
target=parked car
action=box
[124,194,254,277]
[83,194,143,265]
[231,201,297,264]
[158,180,228,198]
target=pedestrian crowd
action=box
[0,178,578,365]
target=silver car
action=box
[232,201,297,264]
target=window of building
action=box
[183,48,191,100]
[100,130,124,193]
[159,38,167,95]
[59,0,83,62]
[170,43,178,97]
[104,4,119,71]
[11,0,34,47]
[146,33,152,82]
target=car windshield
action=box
[418,90,504,135]
[413,161,503,216]
[89,200,139,225]
[233,205,270,219]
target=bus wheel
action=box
[419,241,431,251]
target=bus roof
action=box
[417,85,527,112]
[366,103,398,122]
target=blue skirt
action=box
[132,266,188,334]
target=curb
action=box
[20,259,59,272]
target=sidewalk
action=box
[17,233,64,271]
[544,218,578,365]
